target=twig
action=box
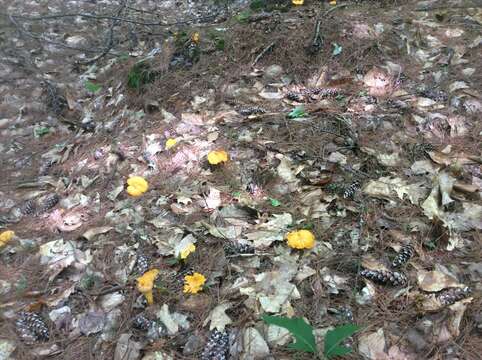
[10,11,222,27]
[323,3,349,17]
[77,0,127,65]
[413,2,482,11]
[8,14,110,54]
[252,41,275,67]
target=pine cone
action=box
[286,91,304,102]
[437,287,471,306]
[224,242,255,256]
[342,181,361,199]
[314,87,341,98]
[20,199,37,216]
[132,314,153,331]
[236,106,266,116]
[38,193,60,214]
[16,312,50,343]
[39,159,55,176]
[201,329,230,360]
[419,88,448,102]
[408,143,434,161]
[392,244,414,268]
[360,269,407,286]
[134,254,150,275]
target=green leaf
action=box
[235,10,252,23]
[165,257,180,266]
[324,324,361,359]
[262,315,317,354]
[34,127,50,137]
[332,43,343,56]
[269,198,281,207]
[85,81,102,93]
[288,106,306,119]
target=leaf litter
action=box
[0,0,481,359]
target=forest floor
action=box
[0,0,481,359]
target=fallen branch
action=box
[252,41,276,67]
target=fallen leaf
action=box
[114,333,142,360]
[358,328,387,360]
[82,226,113,240]
[203,302,233,331]
[241,327,270,360]
[417,270,463,292]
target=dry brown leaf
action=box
[427,151,472,166]
[417,270,463,292]
[358,328,387,360]
[453,182,479,193]
[363,68,394,97]
[361,256,389,271]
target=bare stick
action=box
[252,41,275,67]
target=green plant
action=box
[34,126,50,137]
[127,61,156,90]
[288,106,307,119]
[269,198,281,207]
[262,315,360,359]
[85,81,102,93]
[262,315,316,354]
[250,0,266,11]
[324,324,361,358]
[235,9,252,23]
[208,30,225,51]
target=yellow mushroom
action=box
[0,230,14,248]
[286,229,315,249]
[183,272,206,294]
[207,150,229,165]
[127,176,149,197]
[136,269,160,304]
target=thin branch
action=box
[10,10,223,27]
[77,0,127,65]
[252,41,276,67]
[8,14,109,54]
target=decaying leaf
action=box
[245,213,292,248]
[363,176,427,204]
[203,302,233,331]
[417,270,463,292]
[157,304,190,335]
[358,328,387,360]
[82,226,113,240]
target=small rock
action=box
[263,65,283,81]
[65,35,87,46]
[49,306,71,329]
[327,151,347,165]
